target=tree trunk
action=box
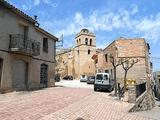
[124,71,127,91]
[114,67,117,96]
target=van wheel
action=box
[108,88,112,92]
[94,87,97,91]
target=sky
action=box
[8,0,160,71]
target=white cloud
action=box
[33,0,41,6]
[131,4,139,15]
[135,14,160,43]
[40,4,160,47]
[53,9,133,37]
[33,0,54,6]
[21,0,58,11]
[22,4,29,11]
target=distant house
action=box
[0,0,58,92]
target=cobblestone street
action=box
[0,87,92,120]
[0,80,155,120]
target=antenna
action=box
[56,34,64,48]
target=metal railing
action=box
[9,34,40,56]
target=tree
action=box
[121,58,139,91]
[110,54,122,96]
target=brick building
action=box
[93,38,151,85]
[92,37,155,110]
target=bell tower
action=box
[74,29,96,79]
[75,29,96,47]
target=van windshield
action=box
[82,75,85,78]
[90,76,95,79]
[96,74,103,80]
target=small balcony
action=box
[9,34,40,56]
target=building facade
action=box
[93,38,151,85]
[92,38,155,109]
[0,0,58,92]
[56,29,96,79]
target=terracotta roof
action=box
[0,0,36,24]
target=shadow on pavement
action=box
[75,117,85,120]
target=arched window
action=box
[77,40,78,45]
[79,39,81,44]
[85,38,88,45]
[90,39,92,46]
[88,49,91,54]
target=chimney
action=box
[34,15,38,21]
[34,15,40,27]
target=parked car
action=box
[87,75,95,84]
[94,73,114,92]
[80,75,87,82]
[63,75,73,80]
[55,74,60,82]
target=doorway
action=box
[12,60,28,91]
[40,64,48,88]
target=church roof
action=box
[75,28,95,38]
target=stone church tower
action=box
[73,29,96,79]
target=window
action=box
[105,70,109,73]
[79,39,81,44]
[43,38,48,53]
[90,39,92,46]
[96,74,103,80]
[77,50,79,54]
[77,40,78,45]
[105,54,108,62]
[104,75,108,80]
[95,59,98,64]
[85,38,88,45]
[88,49,90,54]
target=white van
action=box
[80,75,87,82]
[94,73,114,92]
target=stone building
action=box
[0,0,58,92]
[56,29,96,79]
[55,49,72,78]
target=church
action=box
[56,29,96,79]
